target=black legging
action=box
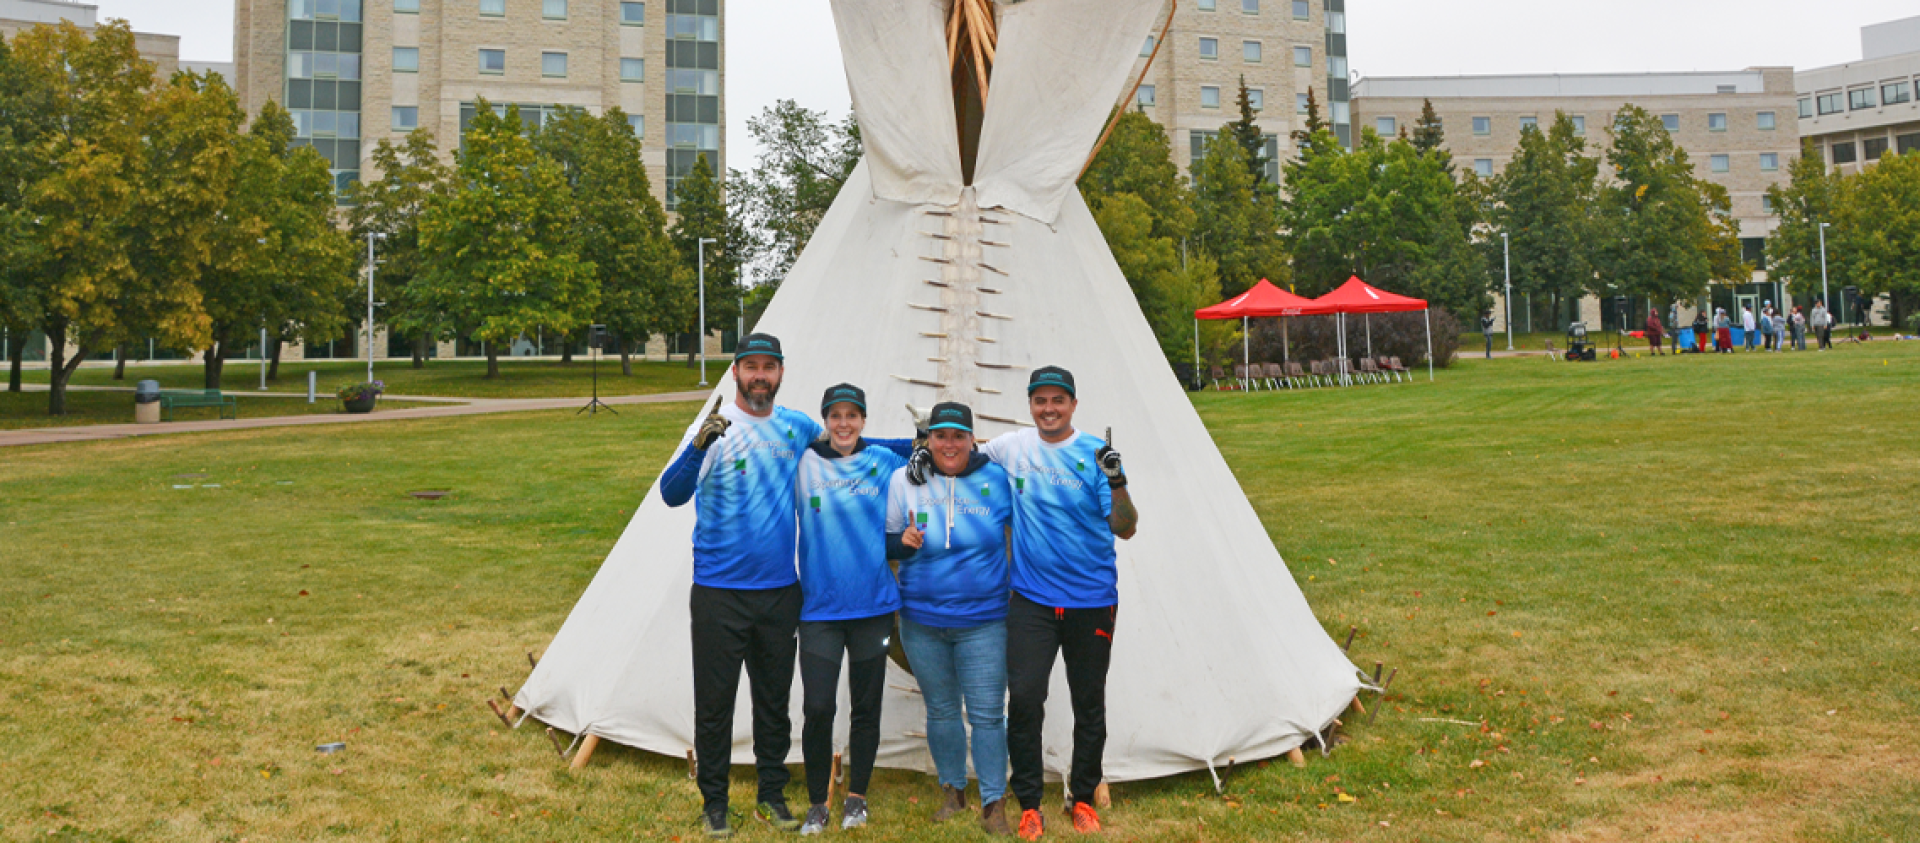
[798,613,894,806]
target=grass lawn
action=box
[16,356,712,400]
[0,389,435,430]
[3,342,1918,841]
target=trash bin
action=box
[135,379,161,424]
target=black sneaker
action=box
[757,801,801,831]
[841,795,869,829]
[799,804,829,835]
[703,805,733,839]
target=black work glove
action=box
[905,447,934,486]
[691,397,730,450]
[1096,428,1126,489]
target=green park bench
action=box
[159,389,238,422]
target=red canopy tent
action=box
[1307,276,1434,383]
[1194,280,1327,389]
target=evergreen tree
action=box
[1488,111,1601,322]
[416,100,598,378]
[1190,133,1288,298]
[1595,105,1744,309]
[1290,87,1329,157]
[1410,98,1445,156]
[348,130,452,367]
[668,154,746,361]
[1227,76,1267,187]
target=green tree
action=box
[1488,112,1601,322]
[1836,150,1920,327]
[1290,87,1329,155]
[1595,105,1744,309]
[1190,133,1287,298]
[348,129,452,368]
[416,100,598,378]
[1410,98,1447,166]
[0,35,58,392]
[731,100,861,284]
[1766,143,1853,309]
[537,107,691,375]
[1226,77,1268,187]
[668,153,745,362]
[1079,111,1195,243]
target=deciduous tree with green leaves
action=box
[1834,149,1920,327]
[1766,144,1854,310]
[1594,105,1744,310]
[731,100,861,284]
[0,34,58,393]
[348,129,453,368]
[1488,112,1601,319]
[416,101,598,378]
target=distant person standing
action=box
[1715,308,1733,353]
[1790,306,1807,351]
[1741,305,1758,351]
[1759,303,1776,352]
[1853,290,1873,328]
[1692,310,1710,353]
[1480,312,1496,359]
[1813,301,1833,350]
[1645,309,1665,356]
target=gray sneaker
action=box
[702,805,733,839]
[757,801,802,831]
[841,795,869,829]
[799,804,830,835]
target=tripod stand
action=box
[579,329,616,415]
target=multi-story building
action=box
[1127,0,1349,184]
[1796,16,1920,173]
[233,0,721,209]
[0,0,180,73]
[1351,69,1800,331]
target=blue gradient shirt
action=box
[660,402,822,589]
[794,441,906,621]
[981,428,1117,608]
[885,459,1013,628]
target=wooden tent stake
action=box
[1079,0,1178,179]
[486,698,514,727]
[1350,695,1368,716]
[1367,667,1398,726]
[544,727,567,758]
[569,734,600,769]
[686,749,697,779]
[1287,747,1307,768]
[1094,781,1111,809]
[831,752,844,803]
[1342,626,1357,652]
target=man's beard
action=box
[737,376,779,412]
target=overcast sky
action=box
[95,0,1919,164]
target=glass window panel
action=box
[1327,10,1345,32]
[339,0,361,22]
[338,54,360,80]
[1818,93,1843,115]
[1331,100,1349,123]
[1863,137,1888,160]
[317,0,340,18]
[1198,38,1217,59]
[543,52,567,76]
[291,110,310,136]
[314,80,337,110]
[1294,45,1311,67]
[1660,113,1679,131]
[1136,84,1155,107]
[337,112,359,138]
[313,110,338,136]
[628,114,644,136]
[289,52,313,78]
[1376,116,1395,135]
[1292,0,1309,18]
[1849,88,1875,110]
[480,0,505,15]
[337,81,360,110]
[1472,116,1490,135]
[1297,93,1308,114]
[1474,159,1492,177]
[1756,111,1775,130]
[1798,98,1813,118]
[393,47,419,72]
[1831,142,1855,164]
[315,21,338,51]
[1200,86,1220,108]
[1242,0,1258,12]
[621,58,645,81]
[1760,152,1778,171]
[392,106,418,130]
[544,0,567,18]
[622,2,645,24]
[395,0,419,11]
[1570,115,1585,135]
[1248,89,1262,111]
[1883,81,1911,105]
[1519,116,1538,131]
[315,52,338,77]
[1708,112,1727,131]
[480,49,505,74]
[1141,36,1154,57]
[1198,0,1215,9]
[1243,41,1260,62]
[1329,56,1347,78]
[1710,154,1729,173]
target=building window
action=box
[1900,132,1920,156]
[1242,0,1259,11]
[669,68,718,94]
[1200,86,1220,108]
[1760,152,1778,171]
[1293,45,1311,67]
[1831,141,1856,164]
[1198,0,1215,10]
[1659,113,1679,132]
[544,0,567,19]
[1710,154,1729,173]
[1817,92,1843,115]
[621,58,645,82]
[1762,195,1773,213]
[1141,36,1154,57]
[290,0,363,19]
[1297,92,1309,114]
[1849,88,1875,110]
[1569,115,1585,136]
[290,52,363,80]
[395,0,419,12]
[622,2,645,24]
[393,47,419,72]
[480,0,505,16]
[1472,116,1491,135]
[1198,37,1217,60]
[1518,115,1538,131]
[1884,81,1912,105]
[1331,100,1348,124]
[542,52,567,77]
[1376,116,1395,135]
[628,114,645,137]
[1328,9,1345,32]
[1798,98,1812,118]
[1190,129,1218,169]
[1473,159,1493,177]
[1292,0,1309,18]
[479,49,505,74]
[1707,112,1727,131]
[1755,111,1775,131]
[392,106,418,130]
[1248,88,1263,111]
[1136,84,1155,107]
[1864,137,1889,160]
[1243,41,1261,62]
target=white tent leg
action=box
[1242,315,1251,391]
[1193,316,1200,390]
[1425,308,1434,382]
[1365,314,1372,360]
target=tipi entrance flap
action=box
[971,0,1167,223]
[829,0,964,206]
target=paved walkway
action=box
[0,390,712,448]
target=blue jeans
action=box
[899,617,1008,804]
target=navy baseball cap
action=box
[735,332,783,362]
[928,402,974,433]
[820,383,866,415]
[1027,365,1075,397]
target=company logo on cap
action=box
[1027,366,1076,396]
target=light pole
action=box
[697,237,717,387]
[1501,231,1513,351]
[1817,221,1831,317]
[366,231,385,385]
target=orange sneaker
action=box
[1017,808,1045,840]
[1071,802,1102,833]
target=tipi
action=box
[513,0,1363,786]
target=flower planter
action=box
[342,396,377,414]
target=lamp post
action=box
[1817,221,1831,317]
[1501,231,1513,351]
[697,237,717,387]
[366,231,385,385]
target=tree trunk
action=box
[7,331,23,393]
[113,344,128,380]
[267,338,283,381]
[46,319,70,416]
[204,340,226,390]
[412,333,427,369]
[619,336,632,377]
[560,333,574,365]
[485,345,500,378]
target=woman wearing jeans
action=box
[885,401,1015,835]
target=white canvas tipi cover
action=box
[514,0,1363,784]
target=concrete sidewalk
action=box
[0,390,711,448]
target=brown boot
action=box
[933,784,968,822]
[981,798,1011,835]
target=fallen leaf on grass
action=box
[1468,760,1486,768]
[1337,793,1356,803]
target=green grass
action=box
[18,357,712,400]
[0,389,434,430]
[3,343,1918,841]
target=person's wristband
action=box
[1108,473,1127,490]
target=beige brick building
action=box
[1796,16,1920,174]
[1351,69,1800,333]
[0,0,180,74]
[1128,0,1350,182]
